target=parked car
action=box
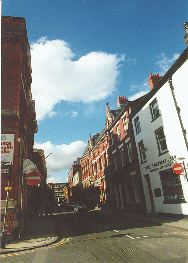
[74,202,88,212]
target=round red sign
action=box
[26,171,41,186]
[173,163,183,174]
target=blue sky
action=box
[2,0,187,183]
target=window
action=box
[113,154,118,170]
[110,133,115,145]
[134,116,141,135]
[120,147,126,166]
[123,117,128,133]
[150,98,160,121]
[116,124,121,138]
[124,181,131,203]
[160,169,185,204]
[155,127,168,155]
[132,175,140,203]
[127,141,134,162]
[138,140,147,163]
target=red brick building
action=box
[81,96,146,212]
[1,16,38,238]
[67,158,82,204]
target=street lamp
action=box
[178,157,188,181]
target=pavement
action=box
[1,209,188,254]
[0,215,59,254]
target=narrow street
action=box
[1,209,187,263]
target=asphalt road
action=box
[1,209,188,262]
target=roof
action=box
[131,47,188,117]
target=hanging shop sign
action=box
[23,159,38,174]
[1,134,14,165]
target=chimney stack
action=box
[148,73,162,90]
[183,22,188,46]
[117,96,128,109]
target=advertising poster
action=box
[1,134,15,165]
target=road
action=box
[1,209,188,262]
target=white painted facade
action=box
[132,58,188,215]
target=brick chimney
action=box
[148,73,162,90]
[117,96,128,109]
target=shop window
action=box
[160,169,185,204]
[138,140,147,163]
[155,127,168,155]
[134,116,141,135]
[150,98,160,121]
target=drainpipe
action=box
[168,77,188,151]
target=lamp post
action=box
[178,157,188,181]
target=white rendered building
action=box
[132,47,188,215]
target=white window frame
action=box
[127,141,133,162]
[155,126,168,155]
[150,98,160,121]
[134,116,141,135]
[138,140,147,163]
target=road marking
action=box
[0,238,70,258]
[125,234,135,239]
[121,247,139,252]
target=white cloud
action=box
[31,37,124,121]
[128,90,149,101]
[34,140,87,180]
[71,111,78,117]
[155,53,180,75]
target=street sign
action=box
[26,171,41,186]
[173,163,183,174]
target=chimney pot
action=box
[148,73,162,90]
[117,96,128,109]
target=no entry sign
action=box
[26,171,41,186]
[173,163,183,174]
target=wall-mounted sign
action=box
[1,134,14,165]
[144,156,175,173]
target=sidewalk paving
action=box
[0,215,58,254]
